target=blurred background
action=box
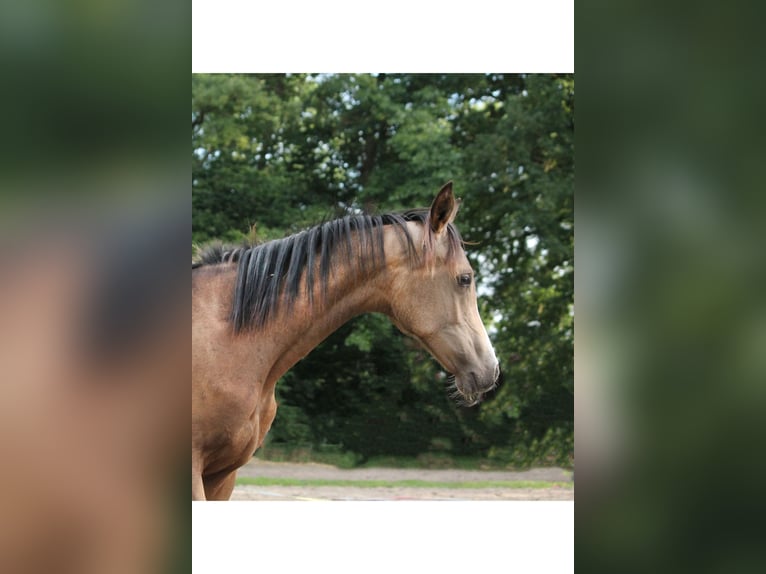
[577,1,766,572]
[192,73,575,471]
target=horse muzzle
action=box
[453,362,502,406]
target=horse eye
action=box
[457,273,472,287]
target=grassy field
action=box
[235,476,573,489]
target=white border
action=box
[192,0,574,73]
[193,501,574,573]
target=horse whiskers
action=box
[444,373,487,407]
[445,374,470,406]
[445,373,457,394]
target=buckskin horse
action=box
[191,182,501,500]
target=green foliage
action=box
[192,74,574,468]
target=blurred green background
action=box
[192,73,575,469]
[577,2,766,572]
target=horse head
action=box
[386,182,502,406]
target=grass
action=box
[235,477,572,489]
[359,454,515,471]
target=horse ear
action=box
[429,181,460,234]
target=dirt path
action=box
[231,460,574,501]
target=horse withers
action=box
[191,182,501,500]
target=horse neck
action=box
[254,226,411,386]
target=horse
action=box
[191,182,501,500]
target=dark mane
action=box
[192,243,249,269]
[193,210,463,333]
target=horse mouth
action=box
[446,367,502,407]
